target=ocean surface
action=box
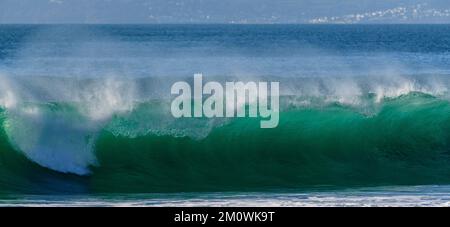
[0,24,449,206]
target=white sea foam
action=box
[1,185,450,207]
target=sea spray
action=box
[171,74,280,128]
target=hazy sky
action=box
[1,0,450,24]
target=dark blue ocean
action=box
[2,24,450,78]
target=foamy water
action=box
[1,185,450,207]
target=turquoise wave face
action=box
[0,92,449,193]
[0,109,88,194]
